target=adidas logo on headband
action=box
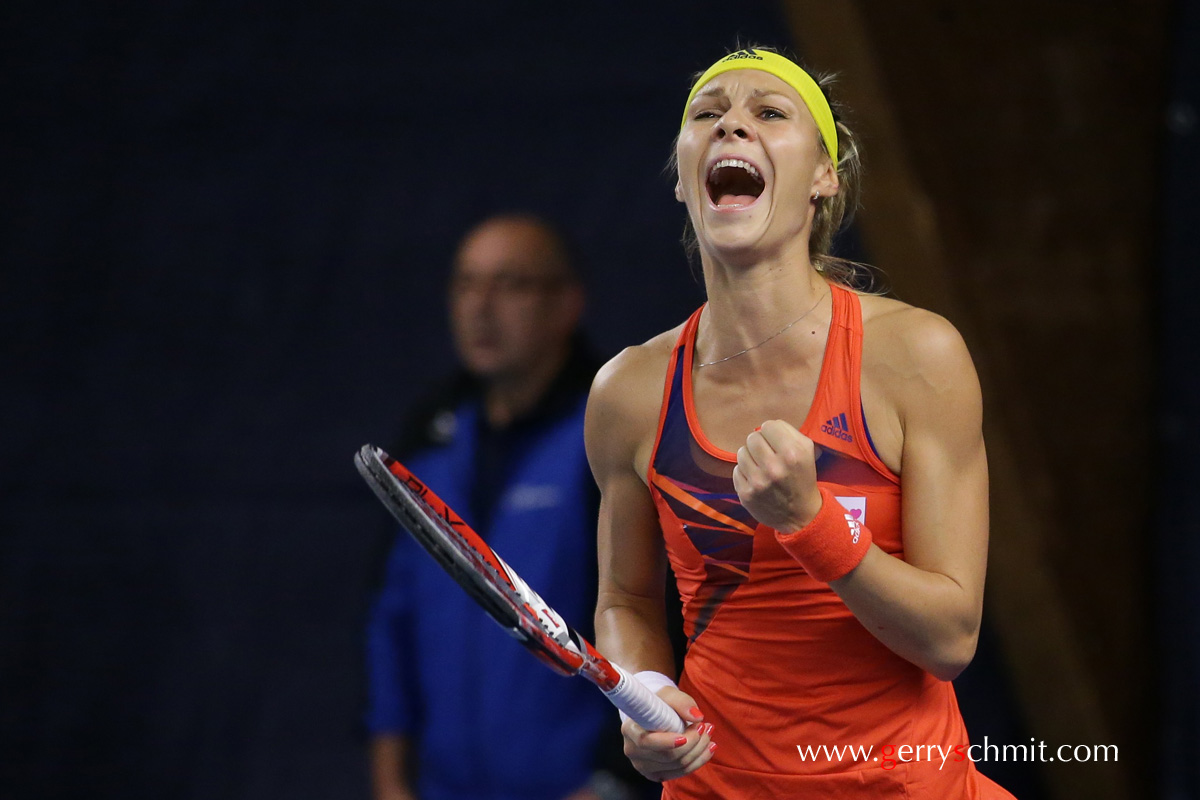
[721,49,764,62]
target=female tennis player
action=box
[585,47,1015,797]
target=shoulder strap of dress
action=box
[648,305,706,476]
[805,285,900,484]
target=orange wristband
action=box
[775,486,871,582]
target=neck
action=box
[697,242,830,365]
[481,341,571,429]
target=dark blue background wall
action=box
[1,3,787,798]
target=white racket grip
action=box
[603,664,687,733]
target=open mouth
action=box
[706,158,765,208]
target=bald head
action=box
[448,215,584,385]
[455,215,576,285]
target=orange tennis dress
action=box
[649,284,1014,798]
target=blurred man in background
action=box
[365,215,647,800]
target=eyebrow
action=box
[692,86,793,102]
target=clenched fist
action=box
[732,419,824,533]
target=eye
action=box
[693,109,720,121]
[494,274,541,293]
[759,107,787,120]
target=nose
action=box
[713,108,755,142]
[451,277,497,318]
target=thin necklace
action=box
[696,290,829,368]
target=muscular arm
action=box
[830,316,988,681]
[585,347,676,677]
[737,310,988,681]
[832,312,988,680]
[586,343,715,780]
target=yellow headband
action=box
[681,49,838,167]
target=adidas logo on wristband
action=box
[843,514,862,544]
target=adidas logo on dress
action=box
[821,412,854,443]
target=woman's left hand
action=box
[733,419,824,532]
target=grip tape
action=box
[602,663,686,733]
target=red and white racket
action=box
[354,444,685,734]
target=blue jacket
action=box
[365,392,609,800]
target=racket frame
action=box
[355,444,684,733]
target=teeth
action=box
[708,158,762,182]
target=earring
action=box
[812,191,820,201]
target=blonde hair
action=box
[672,46,882,293]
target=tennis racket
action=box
[354,444,685,734]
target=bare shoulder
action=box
[861,294,972,369]
[858,293,981,420]
[593,326,678,396]
[585,325,682,478]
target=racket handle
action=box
[603,663,687,733]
